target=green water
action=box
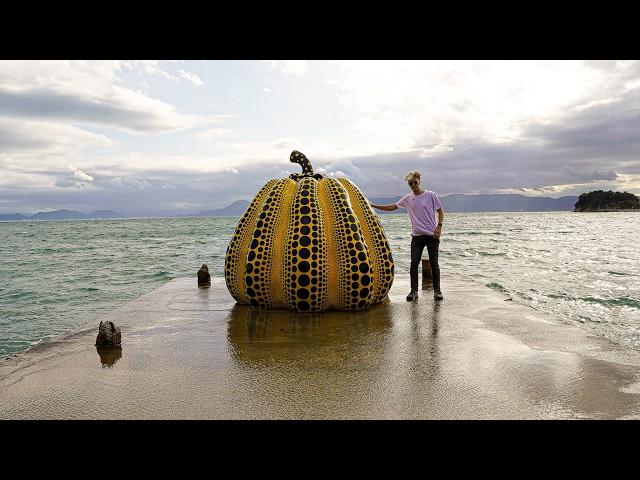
[0,217,236,357]
[1,212,639,357]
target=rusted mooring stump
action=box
[422,258,432,288]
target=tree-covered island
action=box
[574,190,640,212]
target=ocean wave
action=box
[485,282,507,292]
[31,247,59,254]
[546,292,640,310]
[149,271,173,280]
[577,315,599,324]
[514,291,534,301]
[31,247,79,255]
[38,296,70,305]
[449,231,504,236]
[545,293,572,300]
[581,296,640,309]
[0,291,34,301]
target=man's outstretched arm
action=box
[370,202,399,211]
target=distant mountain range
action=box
[193,200,252,217]
[0,194,579,221]
[0,210,123,221]
[189,194,579,216]
[437,193,578,213]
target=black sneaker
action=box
[406,290,418,301]
[434,289,444,301]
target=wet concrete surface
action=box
[2,275,640,419]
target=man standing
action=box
[370,170,444,301]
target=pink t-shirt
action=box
[396,190,443,236]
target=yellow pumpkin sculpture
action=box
[224,150,394,312]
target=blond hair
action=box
[404,171,421,182]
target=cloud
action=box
[2,60,639,216]
[0,86,193,134]
[196,128,236,141]
[128,61,203,87]
[135,61,181,82]
[345,88,639,197]
[0,166,295,216]
[270,136,299,150]
[178,70,204,87]
[266,60,309,76]
[572,97,620,112]
[0,61,195,134]
[181,136,306,172]
[0,117,112,153]
[51,164,96,189]
[317,158,369,184]
[5,79,638,214]
[68,164,94,182]
[327,60,634,150]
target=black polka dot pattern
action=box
[318,178,375,310]
[224,179,279,304]
[243,179,291,308]
[337,178,395,303]
[283,177,328,312]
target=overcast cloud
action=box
[1,60,638,216]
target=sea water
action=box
[0,212,638,358]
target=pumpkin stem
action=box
[290,150,314,175]
[289,150,323,180]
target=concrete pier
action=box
[2,275,640,419]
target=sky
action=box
[1,60,639,216]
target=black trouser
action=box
[410,234,440,292]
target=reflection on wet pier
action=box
[2,276,640,419]
[96,346,122,368]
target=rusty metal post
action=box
[422,258,432,288]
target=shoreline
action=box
[573,209,640,212]
[2,274,640,419]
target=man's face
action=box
[408,177,421,193]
